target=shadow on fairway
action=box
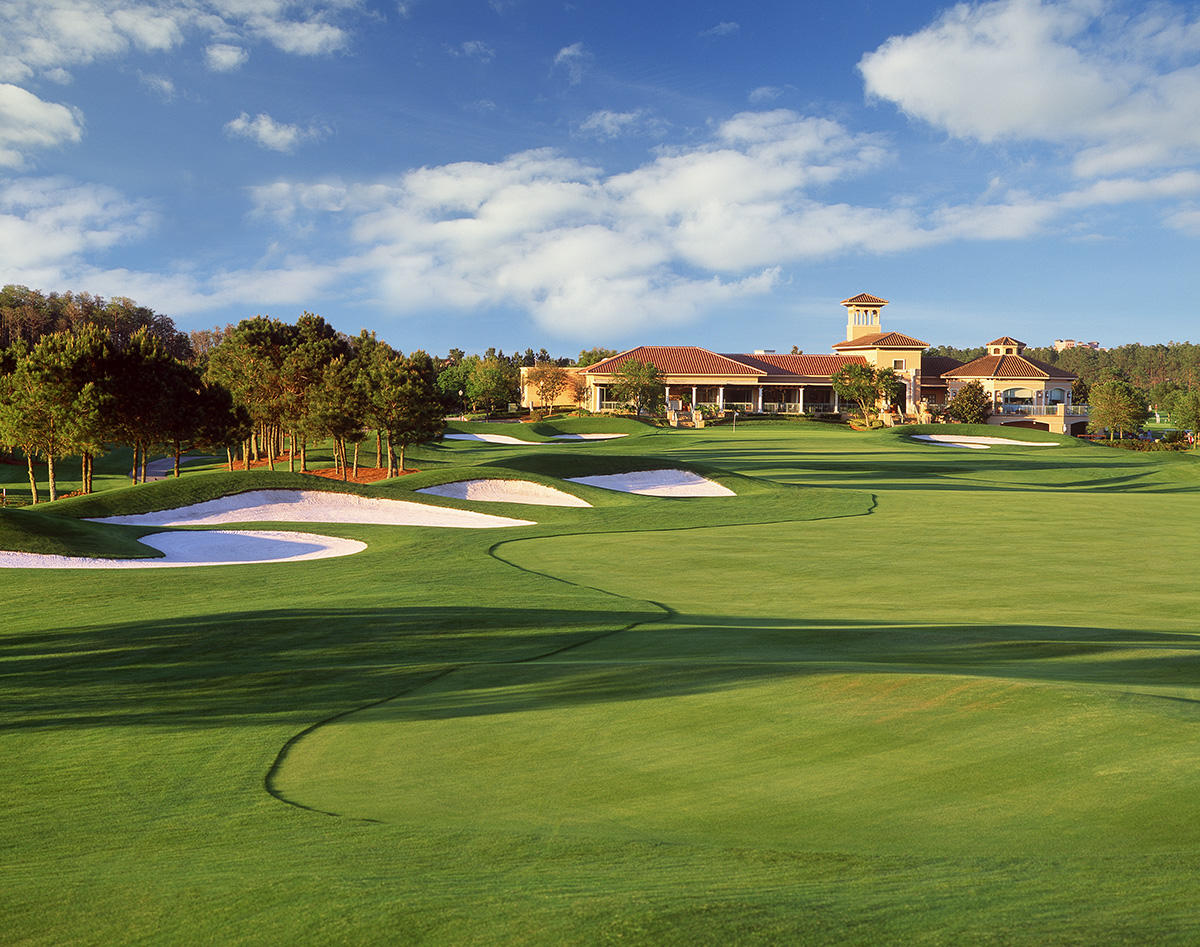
[4,607,1198,732]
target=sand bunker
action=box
[911,434,1060,450]
[86,489,534,528]
[444,432,627,444]
[566,469,734,497]
[417,479,591,507]
[444,433,534,445]
[549,433,627,440]
[0,529,366,569]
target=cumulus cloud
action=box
[224,112,325,152]
[0,177,153,283]
[700,21,740,38]
[205,43,249,72]
[241,112,902,334]
[860,0,1200,177]
[449,40,495,63]
[553,42,590,85]
[0,1,353,82]
[0,84,84,167]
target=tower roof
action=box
[840,293,889,307]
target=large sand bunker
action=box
[86,489,535,528]
[566,469,735,497]
[911,434,1060,450]
[444,432,628,445]
[0,529,366,569]
[417,479,591,507]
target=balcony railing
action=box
[995,403,1089,416]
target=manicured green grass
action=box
[2,420,1198,943]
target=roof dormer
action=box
[987,336,1025,357]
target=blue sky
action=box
[3,0,1199,357]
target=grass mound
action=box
[0,507,160,558]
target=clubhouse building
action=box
[522,293,1087,433]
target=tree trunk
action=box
[140,445,148,483]
[300,437,308,472]
[26,455,38,505]
[375,430,382,469]
[250,429,259,462]
[340,439,348,480]
[48,453,57,502]
[132,442,140,483]
[352,441,359,477]
[288,432,295,473]
[227,447,234,472]
[86,453,93,494]
[174,440,181,478]
[398,443,405,474]
[386,434,395,478]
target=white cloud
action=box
[0,1,355,82]
[700,21,740,38]
[449,40,495,63]
[576,109,656,140]
[0,84,83,167]
[138,72,176,101]
[1165,206,1200,235]
[553,42,590,85]
[748,86,783,104]
[860,0,1200,177]
[206,43,249,71]
[0,177,152,283]
[224,112,325,152]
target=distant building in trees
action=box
[1053,339,1102,352]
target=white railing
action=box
[762,402,805,414]
[995,403,1089,416]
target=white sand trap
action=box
[445,432,628,444]
[911,434,1060,450]
[417,479,591,507]
[566,469,735,497]
[0,529,366,569]
[548,433,628,440]
[444,433,535,445]
[85,489,534,528]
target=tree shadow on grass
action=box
[3,607,1198,732]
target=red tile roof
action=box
[943,354,1076,380]
[581,346,869,381]
[987,336,1025,347]
[583,346,760,376]
[832,331,929,349]
[727,353,867,377]
[841,293,889,306]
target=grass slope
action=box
[2,421,1198,943]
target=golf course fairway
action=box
[2,420,1198,943]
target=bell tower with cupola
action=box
[841,293,889,342]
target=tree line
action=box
[925,341,1200,397]
[0,285,622,503]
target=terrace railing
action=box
[995,403,1090,417]
[762,402,806,414]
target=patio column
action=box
[718,386,725,408]
[833,390,839,411]
[664,384,671,406]
[756,386,763,411]
[798,386,804,413]
[594,386,602,412]
[691,386,697,405]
